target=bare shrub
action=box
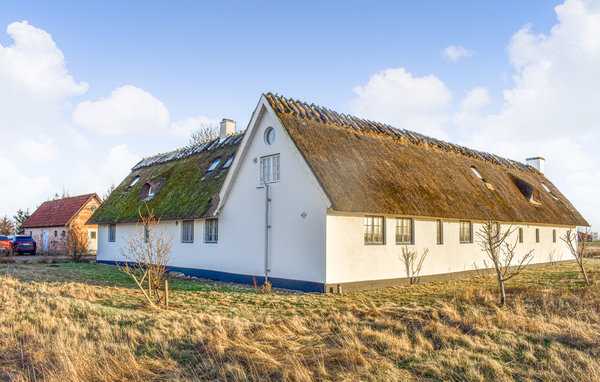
[477,222,534,305]
[67,225,88,262]
[400,245,429,284]
[563,228,592,286]
[119,204,172,307]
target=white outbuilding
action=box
[89,93,588,292]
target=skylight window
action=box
[222,155,234,170]
[470,166,494,190]
[471,166,483,179]
[130,176,140,187]
[541,182,558,199]
[205,157,221,175]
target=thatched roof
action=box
[88,134,244,225]
[265,93,587,226]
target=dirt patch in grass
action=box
[0,261,599,381]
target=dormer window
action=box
[512,176,541,205]
[130,176,141,187]
[141,183,155,200]
[205,157,222,175]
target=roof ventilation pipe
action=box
[526,157,545,175]
[220,119,236,141]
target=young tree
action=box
[400,246,429,285]
[13,209,30,235]
[477,222,534,305]
[119,204,172,307]
[0,216,15,235]
[188,122,219,145]
[562,228,592,286]
[67,225,88,262]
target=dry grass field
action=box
[1,260,600,381]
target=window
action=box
[364,216,384,245]
[90,231,96,239]
[182,220,194,243]
[144,226,149,243]
[205,157,222,175]
[436,219,443,245]
[130,176,141,187]
[54,230,57,237]
[264,127,276,145]
[90,205,97,212]
[109,224,116,242]
[459,221,472,243]
[222,155,234,170]
[536,228,540,243]
[491,222,500,240]
[519,227,523,243]
[553,229,556,243]
[29,231,32,237]
[61,230,65,237]
[142,183,155,199]
[541,183,558,199]
[260,154,280,184]
[471,166,484,180]
[205,219,218,243]
[395,217,413,244]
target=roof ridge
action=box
[264,92,534,173]
[132,132,245,171]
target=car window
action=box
[0,236,7,240]
[15,236,34,242]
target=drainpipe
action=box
[264,183,271,282]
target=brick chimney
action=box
[526,157,545,175]
[220,119,236,140]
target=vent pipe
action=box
[526,157,545,175]
[220,119,236,140]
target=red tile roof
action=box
[22,193,100,228]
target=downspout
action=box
[264,183,271,282]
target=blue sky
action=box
[1,0,599,230]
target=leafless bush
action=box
[67,225,88,262]
[189,122,219,145]
[563,228,592,286]
[119,204,172,307]
[477,222,534,305]
[400,245,429,285]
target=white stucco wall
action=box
[325,213,573,284]
[97,102,331,284]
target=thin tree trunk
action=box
[495,265,505,306]
[578,257,591,285]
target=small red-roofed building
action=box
[23,193,102,255]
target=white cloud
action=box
[350,67,452,138]
[0,156,53,217]
[100,144,140,179]
[170,115,219,138]
[459,87,490,112]
[11,135,59,163]
[73,85,170,135]
[443,45,475,62]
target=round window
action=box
[264,127,276,145]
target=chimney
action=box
[526,157,545,175]
[220,119,236,140]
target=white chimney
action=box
[526,157,545,175]
[220,119,236,140]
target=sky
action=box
[0,0,599,229]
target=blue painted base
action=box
[96,260,325,293]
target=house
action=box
[89,93,587,292]
[23,193,102,255]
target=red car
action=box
[0,235,10,256]
[7,235,37,255]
